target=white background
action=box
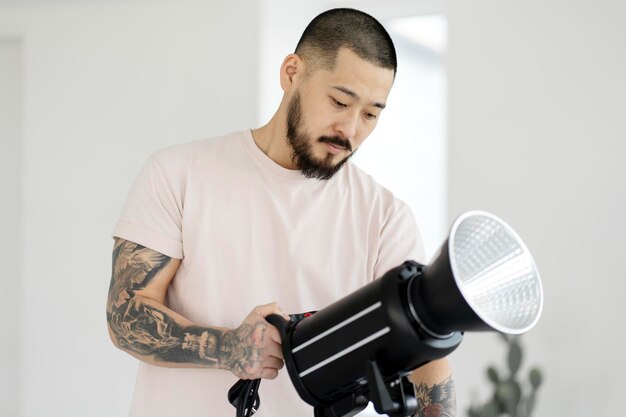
[1,0,625,416]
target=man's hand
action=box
[219,302,290,380]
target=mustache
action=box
[318,136,352,152]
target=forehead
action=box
[306,48,395,104]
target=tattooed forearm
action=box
[108,294,222,365]
[414,376,456,417]
[107,239,265,373]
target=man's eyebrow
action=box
[332,85,386,109]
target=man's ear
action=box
[280,54,303,92]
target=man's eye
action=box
[332,98,347,108]
[365,113,377,120]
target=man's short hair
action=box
[295,8,397,76]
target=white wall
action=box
[447,0,626,416]
[0,1,259,415]
[0,37,22,417]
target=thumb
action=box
[253,302,290,321]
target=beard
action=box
[286,92,355,181]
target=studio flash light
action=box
[230,210,544,417]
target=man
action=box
[108,8,456,417]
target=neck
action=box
[251,111,297,170]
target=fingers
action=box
[263,355,284,371]
[259,356,284,380]
[251,324,283,361]
[248,302,289,345]
[265,339,283,360]
[229,302,290,380]
[252,302,290,321]
[237,349,284,380]
[260,367,279,380]
[268,323,282,345]
[248,319,282,348]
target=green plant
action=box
[467,334,543,417]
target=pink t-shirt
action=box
[113,130,424,417]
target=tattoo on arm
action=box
[107,239,263,373]
[414,376,456,417]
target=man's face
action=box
[286,48,395,180]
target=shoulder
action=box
[151,130,245,164]
[143,132,244,177]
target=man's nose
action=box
[333,111,359,141]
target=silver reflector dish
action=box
[449,211,543,334]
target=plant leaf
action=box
[487,366,500,384]
[508,340,523,376]
[483,400,501,417]
[529,368,543,388]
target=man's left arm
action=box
[409,358,456,417]
[375,200,456,416]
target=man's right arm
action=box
[106,237,286,379]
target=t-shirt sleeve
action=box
[373,200,426,280]
[112,156,184,259]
